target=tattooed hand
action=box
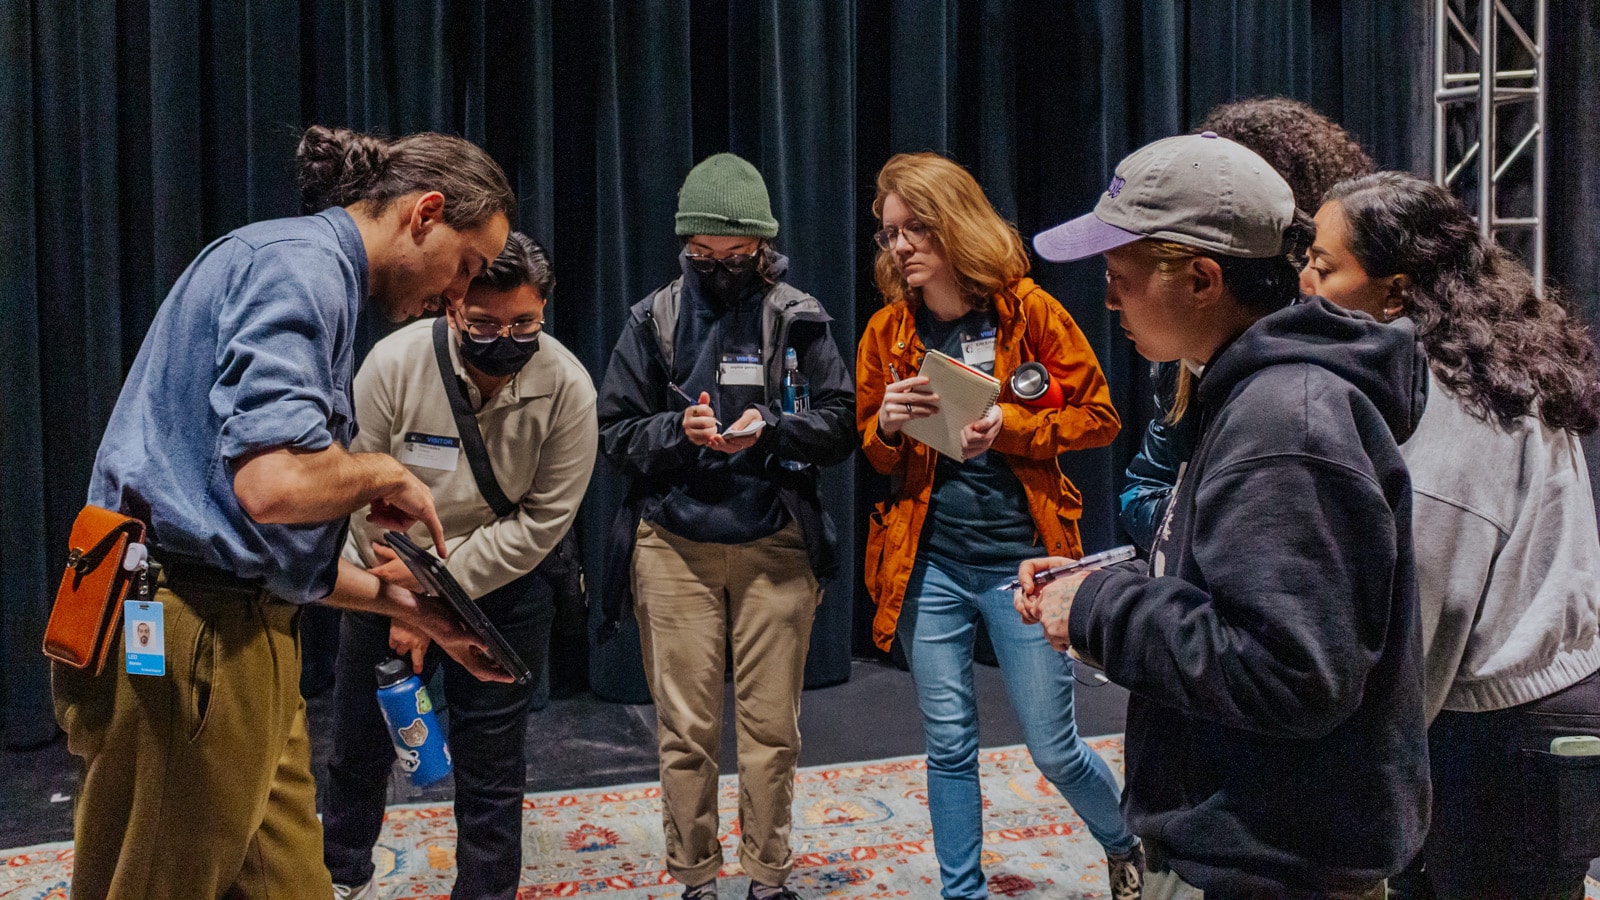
[1036,570,1092,652]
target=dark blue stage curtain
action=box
[1547,0,1600,496]
[3,1,1593,731]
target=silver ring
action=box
[904,403,913,415]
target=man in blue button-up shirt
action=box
[54,126,515,900]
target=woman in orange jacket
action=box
[856,152,1138,899]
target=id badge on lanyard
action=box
[399,433,462,471]
[719,353,764,386]
[124,599,166,676]
[961,328,997,371]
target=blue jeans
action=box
[898,555,1136,899]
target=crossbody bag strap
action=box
[432,317,518,519]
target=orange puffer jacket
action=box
[856,278,1120,650]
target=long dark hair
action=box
[296,125,515,231]
[1327,171,1600,433]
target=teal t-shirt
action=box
[912,305,1042,567]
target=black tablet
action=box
[382,531,533,685]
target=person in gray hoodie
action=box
[1303,171,1600,900]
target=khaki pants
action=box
[52,582,332,899]
[632,520,822,887]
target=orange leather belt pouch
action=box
[43,505,147,674]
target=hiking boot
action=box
[745,884,801,900]
[1107,840,1144,900]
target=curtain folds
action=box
[8,0,1592,741]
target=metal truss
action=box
[1434,0,1547,291]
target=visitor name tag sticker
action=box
[124,600,165,676]
[400,433,460,471]
[961,329,996,368]
[719,353,764,386]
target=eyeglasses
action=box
[874,221,932,251]
[685,251,760,275]
[460,317,543,343]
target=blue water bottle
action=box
[375,657,453,787]
[780,348,809,471]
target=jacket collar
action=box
[890,278,1032,355]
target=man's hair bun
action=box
[296,125,389,213]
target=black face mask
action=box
[702,266,762,306]
[459,334,539,377]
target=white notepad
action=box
[900,349,1002,460]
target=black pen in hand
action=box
[669,382,721,428]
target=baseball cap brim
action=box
[1033,213,1143,262]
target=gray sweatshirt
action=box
[1403,370,1600,720]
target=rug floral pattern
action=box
[4,737,1598,899]
[359,739,1129,899]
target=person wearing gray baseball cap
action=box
[1013,133,1431,897]
[1116,101,1377,558]
[1033,131,1298,264]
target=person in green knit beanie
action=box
[597,153,857,900]
[673,152,780,239]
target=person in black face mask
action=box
[687,240,764,308]
[449,269,544,380]
[597,154,858,900]
[322,232,600,900]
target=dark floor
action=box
[0,657,1130,850]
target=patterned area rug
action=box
[3,737,1598,899]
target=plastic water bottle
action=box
[780,348,809,471]
[375,657,453,787]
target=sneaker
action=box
[1107,841,1144,900]
[683,880,718,900]
[332,879,376,900]
[745,884,801,900]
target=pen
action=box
[888,363,901,382]
[669,382,721,427]
[991,544,1139,593]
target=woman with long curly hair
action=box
[1302,170,1600,899]
[856,152,1140,899]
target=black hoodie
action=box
[1069,298,1431,895]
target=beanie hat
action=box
[675,153,779,238]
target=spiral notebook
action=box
[901,349,1002,460]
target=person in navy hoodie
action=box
[1017,133,1430,898]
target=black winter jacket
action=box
[1069,298,1431,894]
[596,266,856,640]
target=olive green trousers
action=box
[53,583,332,899]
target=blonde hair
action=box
[872,153,1030,309]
